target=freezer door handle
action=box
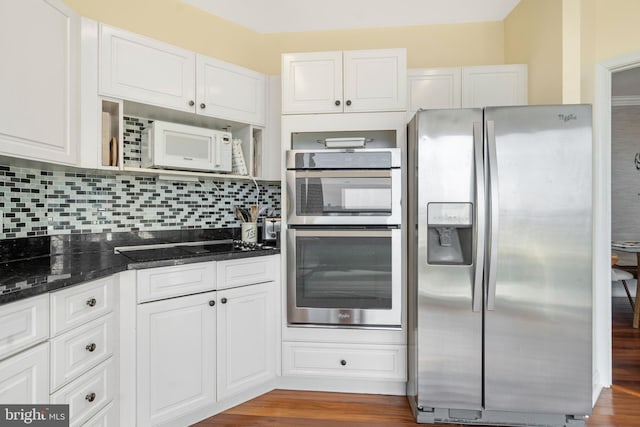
[472,121,485,312]
[486,120,499,311]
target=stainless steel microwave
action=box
[286,149,402,225]
[141,120,232,172]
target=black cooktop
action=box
[117,240,267,263]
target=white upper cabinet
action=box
[282,51,343,114]
[342,49,407,113]
[99,24,196,113]
[282,49,407,114]
[407,67,462,120]
[408,64,528,114]
[98,24,266,126]
[461,64,528,108]
[197,55,266,126]
[0,0,79,165]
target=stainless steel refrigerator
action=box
[407,105,592,427]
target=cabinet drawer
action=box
[282,342,406,381]
[82,400,117,427]
[0,294,49,360]
[50,357,115,427]
[137,262,216,303]
[50,314,115,392]
[0,342,49,404]
[50,276,115,336]
[217,255,276,290]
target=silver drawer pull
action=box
[340,359,347,366]
[85,392,96,402]
[86,298,97,307]
[86,343,96,352]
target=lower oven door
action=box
[287,228,401,327]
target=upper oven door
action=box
[286,168,402,225]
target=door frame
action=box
[593,51,640,403]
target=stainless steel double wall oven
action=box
[286,148,402,327]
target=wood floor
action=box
[194,298,640,426]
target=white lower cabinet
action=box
[49,275,119,426]
[282,342,406,381]
[82,400,118,427]
[0,294,49,360]
[131,255,280,426]
[50,313,115,391]
[137,291,217,427]
[217,281,277,400]
[50,357,116,427]
[0,342,49,404]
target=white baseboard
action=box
[277,375,406,395]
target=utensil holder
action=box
[241,222,257,243]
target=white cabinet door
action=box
[197,55,266,126]
[282,49,406,114]
[407,67,462,120]
[343,49,407,113]
[217,282,276,400]
[137,291,217,427]
[0,343,49,404]
[282,51,343,114]
[0,0,79,165]
[0,294,49,360]
[462,64,528,108]
[99,24,196,113]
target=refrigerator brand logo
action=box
[558,113,577,122]
[338,313,351,319]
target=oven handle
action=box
[291,170,393,179]
[291,229,396,238]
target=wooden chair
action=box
[612,267,636,309]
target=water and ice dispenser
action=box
[426,203,473,265]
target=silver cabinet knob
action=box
[200,103,206,109]
[346,100,352,106]
[86,298,97,307]
[340,359,347,366]
[85,392,96,402]
[86,343,96,352]
[188,100,195,106]
[334,100,341,106]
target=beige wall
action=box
[63,0,504,75]
[503,0,563,105]
[63,0,263,71]
[259,22,504,75]
[592,0,640,62]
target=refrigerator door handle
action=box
[486,120,499,311]
[472,121,485,313]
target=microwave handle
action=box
[213,136,221,168]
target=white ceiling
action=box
[180,0,522,33]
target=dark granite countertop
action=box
[0,229,280,306]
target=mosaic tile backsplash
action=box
[0,116,281,240]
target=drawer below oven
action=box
[282,341,406,381]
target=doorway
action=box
[594,53,640,399]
